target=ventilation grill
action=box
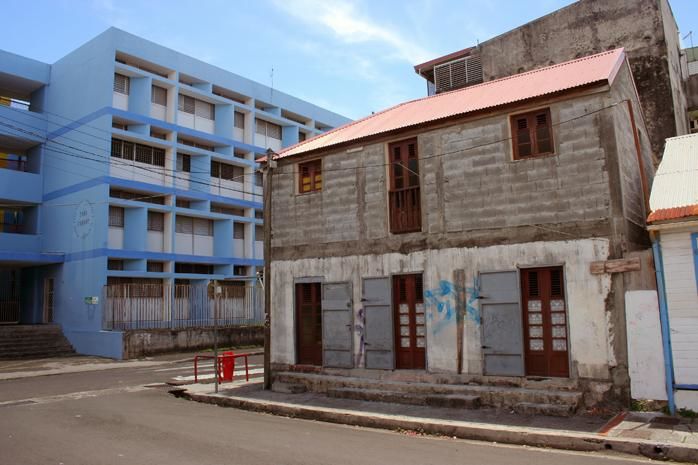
[433,54,483,93]
[551,269,563,297]
[528,271,539,297]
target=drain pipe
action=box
[651,234,676,415]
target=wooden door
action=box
[393,274,425,369]
[521,267,569,377]
[295,282,322,366]
[388,139,421,234]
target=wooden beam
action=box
[590,257,642,274]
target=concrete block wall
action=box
[272,88,625,260]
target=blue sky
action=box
[2,0,697,120]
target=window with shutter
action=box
[195,100,215,120]
[178,94,195,114]
[113,73,130,94]
[510,108,554,160]
[388,138,421,233]
[255,119,266,135]
[147,211,164,231]
[176,153,191,172]
[109,206,124,228]
[267,122,282,140]
[175,216,193,234]
[234,111,245,129]
[255,225,264,241]
[151,86,167,106]
[193,218,213,236]
[233,223,245,239]
[298,159,322,193]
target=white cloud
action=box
[273,0,433,64]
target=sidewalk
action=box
[173,380,698,463]
[0,347,263,381]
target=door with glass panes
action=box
[393,274,425,369]
[521,267,569,377]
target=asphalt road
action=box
[0,356,652,465]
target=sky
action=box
[2,0,697,120]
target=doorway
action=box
[393,274,425,369]
[295,282,322,365]
[43,278,55,324]
[521,267,569,377]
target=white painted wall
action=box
[211,178,244,200]
[254,134,282,152]
[660,228,698,409]
[625,290,667,400]
[178,111,195,130]
[151,103,166,121]
[174,172,190,190]
[254,241,263,259]
[112,92,128,111]
[195,116,214,134]
[193,235,214,256]
[147,231,164,252]
[233,238,245,257]
[108,227,124,249]
[110,160,168,187]
[270,238,613,380]
[175,233,193,255]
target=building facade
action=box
[0,28,348,358]
[268,49,655,409]
[414,0,688,158]
[647,133,698,411]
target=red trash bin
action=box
[221,351,234,382]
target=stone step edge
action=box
[176,388,698,463]
[275,372,582,403]
[327,387,481,408]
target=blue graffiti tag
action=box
[424,278,480,334]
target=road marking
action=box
[0,385,149,407]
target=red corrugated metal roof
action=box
[277,48,626,159]
[647,205,698,223]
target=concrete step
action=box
[327,387,481,409]
[271,381,307,394]
[0,325,75,359]
[275,372,581,414]
[513,402,576,417]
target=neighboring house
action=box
[0,28,348,358]
[686,46,698,134]
[647,132,698,411]
[413,0,688,157]
[267,49,655,409]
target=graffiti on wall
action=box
[355,306,366,367]
[424,278,480,334]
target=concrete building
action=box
[266,49,656,412]
[413,0,688,158]
[0,28,348,358]
[646,133,698,411]
[686,46,698,134]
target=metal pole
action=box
[263,150,276,390]
[213,279,219,394]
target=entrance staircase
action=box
[0,325,76,359]
[272,371,584,417]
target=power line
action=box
[0,118,264,197]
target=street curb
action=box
[174,388,698,463]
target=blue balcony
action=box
[0,104,46,144]
[0,168,41,203]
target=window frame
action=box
[109,206,125,228]
[510,108,555,160]
[113,73,130,95]
[387,138,422,234]
[298,159,322,194]
[147,211,165,232]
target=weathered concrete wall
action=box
[687,74,698,111]
[476,0,685,156]
[122,325,263,359]
[271,239,614,382]
[273,89,617,259]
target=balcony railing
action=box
[389,185,421,234]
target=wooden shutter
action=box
[195,99,215,120]
[255,118,266,135]
[298,159,321,193]
[511,108,554,159]
[388,138,421,233]
[147,211,164,231]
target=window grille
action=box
[147,211,164,231]
[234,111,245,129]
[193,218,214,236]
[109,206,124,227]
[113,73,130,94]
[151,86,167,106]
[233,223,245,239]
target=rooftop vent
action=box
[433,54,483,93]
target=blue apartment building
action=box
[0,28,348,358]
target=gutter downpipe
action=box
[651,233,676,415]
